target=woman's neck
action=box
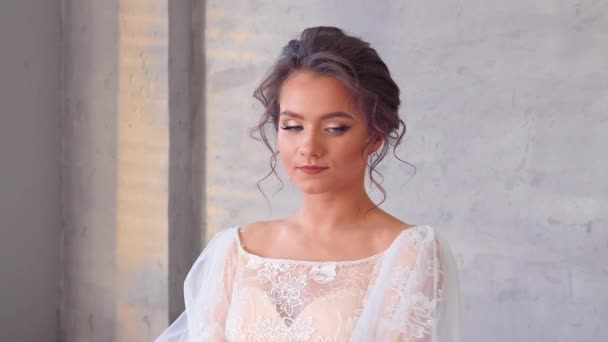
[292,187,381,238]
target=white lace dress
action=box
[156,225,462,341]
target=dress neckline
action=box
[232,224,427,266]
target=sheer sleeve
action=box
[434,231,462,342]
[350,226,462,341]
[155,227,238,342]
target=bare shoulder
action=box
[238,218,288,251]
[239,219,281,235]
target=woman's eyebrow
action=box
[279,110,356,120]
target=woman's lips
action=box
[297,166,328,174]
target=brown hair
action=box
[250,26,414,209]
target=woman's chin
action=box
[292,178,350,195]
[293,182,333,195]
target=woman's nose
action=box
[299,129,323,157]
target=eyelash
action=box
[280,125,351,134]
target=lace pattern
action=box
[154,225,461,342]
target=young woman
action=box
[156,26,461,341]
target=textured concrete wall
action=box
[62,0,187,340]
[168,0,205,323]
[61,1,119,340]
[204,1,608,341]
[0,1,62,341]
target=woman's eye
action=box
[279,125,350,134]
[326,126,350,134]
[280,125,303,131]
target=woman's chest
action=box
[225,256,379,341]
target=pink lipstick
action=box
[297,165,328,174]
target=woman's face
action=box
[277,69,380,194]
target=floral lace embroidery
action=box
[223,225,443,341]
[154,225,460,342]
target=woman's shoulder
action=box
[415,224,452,249]
[235,219,287,254]
[414,223,438,237]
[400,224,458,264]
[237,219,280,235]
[385,224,443,254]
[203,219,286,252]
[414,224,453,246]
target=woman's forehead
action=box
[278,70,363,120]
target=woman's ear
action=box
[369,134,382,154]
[374,123,389,149]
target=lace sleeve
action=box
[350,226,462,342]
[155,228,237,342]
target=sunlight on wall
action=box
[116,1,169,340]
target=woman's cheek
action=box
[340,142,366,166]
